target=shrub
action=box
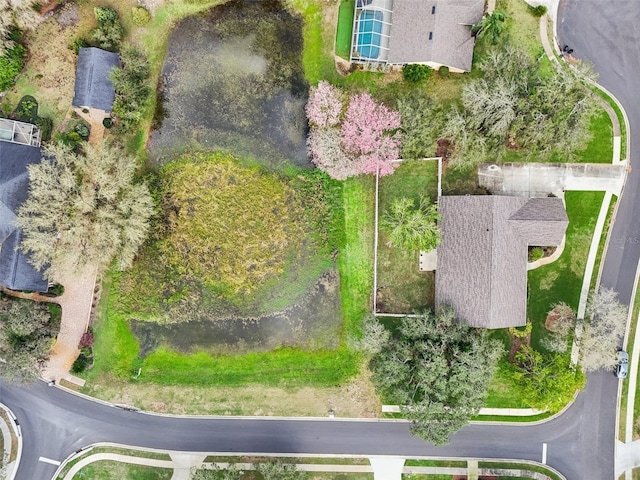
[89,7,123,51]
[14,95,38,123]
[35,117,53,141]
[0,44,27,91]
[74,121,90,138]
[69,37,89,54]
[402,64,432,82]
[53,131,83,150]
[79,331,94,349]
[131,6,151,26]
[528,4,547,17]
[103,117,113,129]
[438,66,449,77]
[528,246,544,262]
[71,354,91,374]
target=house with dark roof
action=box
[72,47,120,122]
[0,140,48,292]
[435,196,568,329]
[350,0,484,73]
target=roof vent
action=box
[429,32,433,40]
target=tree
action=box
[397,92,445,160]
[0,1,39,55]
[471,11,507,45]
[255,461,308,480]
[381,196,441,252]
[368,309,503,445]
[190,464,242,480]
[341,93,401,176]
[514,344,584,412]
[16,143,154,279]
[445,47,594,167]
[580,287,628,371]
[353,314,391,355]
[306,80,344,128]
[89,7,123,52]
[542,302,575,353]
[307,127,355,180]
[306,85,401,179]
[110,45,151,133]
[0,295,55,383]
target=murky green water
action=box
[148,0,311,170]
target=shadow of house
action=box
[436,196,568,328]
[72,47,120,123]
[350,0,484,72]
[0,140,48,292]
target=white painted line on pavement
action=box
[38,456,61,466]
[542,443,547,464]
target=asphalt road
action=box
[1,2,639,480]
[0,378,613,479]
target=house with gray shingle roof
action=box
[435,195,568,329]
[350,0,484,73]
[72,47,120,122]
[0,141,48,292]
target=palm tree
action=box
[472,11,507,45]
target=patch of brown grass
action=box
[82,368,381,418]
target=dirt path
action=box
[42,262,98,386]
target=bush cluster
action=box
[89,7,123,51]
[528,4,548,17]
[402,63,433,82]
[0,44,27,91]
[110,46,151,133]
[131,6,151,26]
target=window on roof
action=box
[429,32,433,40]
[432,5,435,13]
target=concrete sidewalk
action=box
[58,448,567,480]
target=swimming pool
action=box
[356,10,382,60]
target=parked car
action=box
[616,351,629,379]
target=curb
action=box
[53,445,568,480]
[0,403,22,480]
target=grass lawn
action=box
[335,0,354,59]
[485,360,529,409]
[340,176,376,335]
[528,191,605,351]
[71,461,172,480]
[575,106,614,164]
[376,160,439,314]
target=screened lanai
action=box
[350,0,393,64]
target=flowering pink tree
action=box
[341,93,401,176]
[306,80,344,128]
[306,84,402,179]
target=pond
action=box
[148,0,312,170]
[130,270,342,356]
